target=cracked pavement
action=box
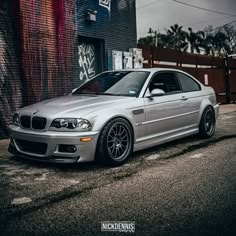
[0,111,236,235]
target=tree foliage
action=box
[138,23,236,56]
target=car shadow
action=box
[129,134,202,161]
[9,155,105,172]
[9,134,203,172]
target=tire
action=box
[199,106,216,138]
[96,118,133,166]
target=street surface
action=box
[0,110,236,235]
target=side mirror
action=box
[69,88,77,95]
[71,88,77,94]
[150,88,165,97]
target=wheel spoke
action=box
[108,143,114,150]
[115,148,118,157]
[120,144,126,151]
[110,129,116,137]
[119,126,124,136]
[109,148,115,156]
[115,126,119,135]
[117,147,121,156]
[120,128,126,136]
[118,146,123,155]
[121,138,128,143]
[118,125,122,135]
[120,133,128,139]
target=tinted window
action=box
[149,72,181,94]
[176,72,201,92]
[72,71,150,97]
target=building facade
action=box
[0,0,137,138]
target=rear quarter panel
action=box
[198,86,218,123]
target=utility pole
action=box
[224,56,231,104]
[224,54,236,104]
[148,28,158,68]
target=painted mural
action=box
[20,0,77,104]
[0,10,22,138]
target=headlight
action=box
[12,113,20,126]
[50,118,91,131]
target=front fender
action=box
[84,107,145,142]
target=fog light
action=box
[67,145,77,153]
[80,137,92,142]
[58,145,77,153]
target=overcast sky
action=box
[136,0,236,38]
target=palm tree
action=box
[156,33,171,48]
[201,25,233,56]
[201,33,215,56]
[213,31,230,56]
[166,24,188,51]
[138,24,235,56]
[186,28,204,54]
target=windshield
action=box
[72,71,150,97]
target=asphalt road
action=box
[0,112,236,235]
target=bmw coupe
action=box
[8,69,219,166]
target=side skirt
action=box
[133,128,199,152]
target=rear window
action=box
[176,72,201,92]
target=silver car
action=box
[8,69,219,166]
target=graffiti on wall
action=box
[78,43,96,81]
[99,0,111,12]
[123,52,133,69]
[112,50,123,70]
[0,10,22,138]
[130,48,143,69]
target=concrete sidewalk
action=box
[219,104,236,114]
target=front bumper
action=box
[8,125,100,163]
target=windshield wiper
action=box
[72,92,96,96]
[74,92,124,96]
[93,92,123,96]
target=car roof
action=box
[106,68,186,74]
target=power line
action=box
[138,20,236,38]
[210,20,236,32]
[182,16,236,28]
[136,0,162,10]
[172,0,236,17]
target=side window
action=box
[176,72,201,92]
[149,72,181,94]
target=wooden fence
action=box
[139,45,236,104]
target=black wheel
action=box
[96,118,133,166]
[199,106,216,138]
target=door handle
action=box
[181,96,188,101]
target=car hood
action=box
[19,95,135,118]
